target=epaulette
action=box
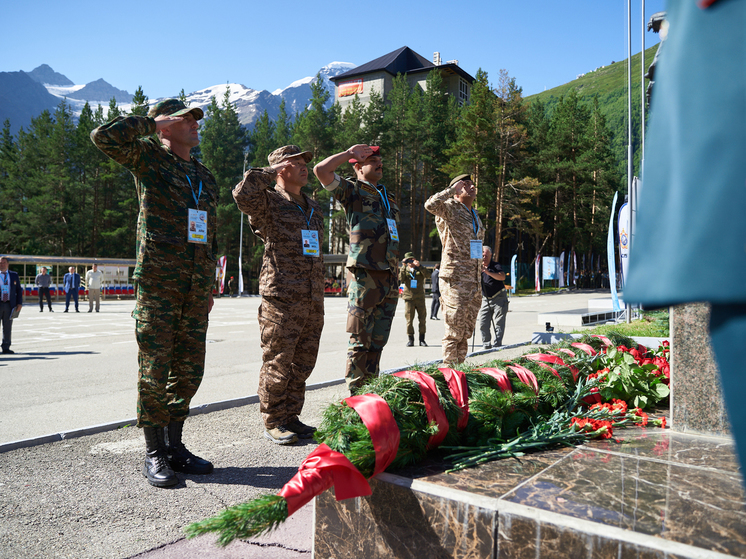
[359,182,379,196]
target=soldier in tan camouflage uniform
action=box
[233,145,324,445]
[314,145,400,393]
[425,174,485,365]
[91,99,216,488]
[399,252,431,347]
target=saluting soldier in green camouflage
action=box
[314,145,399,392]
[91,99,217,488]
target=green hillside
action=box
[526,43,660,179]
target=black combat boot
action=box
[407,335,414,347]
[419,334,428,347]
[166,421,214,475]
[142,426,178,488]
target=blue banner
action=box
[607,191,621,311]
[510,254,517,294]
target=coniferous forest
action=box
[0,66,631,291]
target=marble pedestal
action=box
[670,303,731,435]
[314,425,746,558]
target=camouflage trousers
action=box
[133,278,210,428]
[345,268,399,391]
[404,297,427,336]
[440,277,481,365]
[258,296,324,429]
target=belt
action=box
[485,288,507,300]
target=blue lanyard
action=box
[460,203,479,236]
[185,174,202,208]
[409,270,415,280]
[294,203,315,229]
[1,272,7,285]
[377,185,391,217]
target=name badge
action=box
[410,279,418,289]
[470,240,483,259]
[187,208,208,244]
[302,230,320,257]
[387,218,399,242]
[0,281,9,298]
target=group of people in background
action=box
[81,98,510,489]
[32,264,106,313]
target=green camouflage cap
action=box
[148,98,204,121]
[268,145,313,166]
[449,173,473,187]
[403,252,415,260]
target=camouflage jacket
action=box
[328,177,400,271]
[398,264,432,301]
[234,169,325,303]
[425,186,485,282]
[90,116,218,287]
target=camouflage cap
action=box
[449,173,473,187]
[148,98,204,121]
[403,252,415,260]
[268,145,313,166]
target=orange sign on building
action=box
[338,79,363,97]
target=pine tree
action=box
[273,99,292,148]
[249,110,275,167]
[130,86,149,116]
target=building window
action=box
[459,79,469,105]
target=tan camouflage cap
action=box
[148,98,204,121]
[449,173,473,187]
[268,145,313,166]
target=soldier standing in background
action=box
[91,99,217,488]
[425,174,485,365]
[233,145,324,445]
[314,145,400,393]
[399,252,430,347]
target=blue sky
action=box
[2,0,666,99]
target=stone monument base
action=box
[314,425,745,558]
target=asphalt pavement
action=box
[0,289,611,558]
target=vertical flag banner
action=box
[542,257,558,282]
[607,192,621,311]
[535,254,541,292]
[217,256,228,295]
[572,251,577,287]
[238,216,245,296]
[559,251,565,288]
[618,201,631,287]
[510,254,517,295]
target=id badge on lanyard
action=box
[302,230,320,257]
[0,274,9,298]
[387,218,399,242]
[470,240,483,259]
[186,174,207,244]
[187,208,208,244]
[297,204,320,257]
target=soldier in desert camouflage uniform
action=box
[399,252,431,347]
[91,99,217,488]
[233,145,324,446]
[314,145,399,393]
[425,174,485,365]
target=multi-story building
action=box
[331,46,475,111]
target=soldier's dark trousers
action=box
[257,296,324,428]
[345,268,398,391]
[404,298,427,336]
[134,279,209,427]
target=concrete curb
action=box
[0,342,534,455]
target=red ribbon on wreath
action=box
[344,394,400,476]
[278,444,371,516]
[507,364,539,394]
[393,370,449,448]
[524,353,579,382]
[591,334,613,347]
[571,342,597,356]
[439,368,469,431]
[479,367,513,392]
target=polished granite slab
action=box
[314,427,746,559]
[671,303,731,436]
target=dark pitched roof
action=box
[331,46,435,82]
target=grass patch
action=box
[571,310,669,338]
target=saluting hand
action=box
[270,159,293,174]
[347,144,373,163]
[154,114,185,130]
